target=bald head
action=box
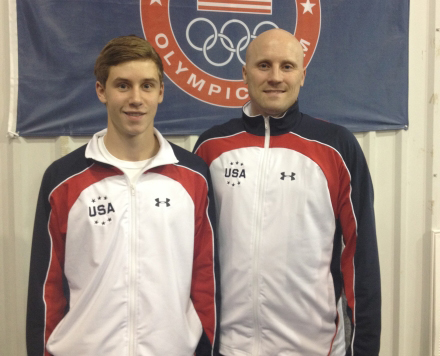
[246,29,304,67]
[242,29,306,117]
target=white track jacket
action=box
[27,129,220,356]
[194,102,381,356]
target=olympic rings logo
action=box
[186,19,278,67]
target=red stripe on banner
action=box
[43,164,121,353]
[148,164,217,344]
[198,6,271,14]
[197,0,272,14]
[194,132,264,167]
[294,0,321,68]
[199,0,272,4]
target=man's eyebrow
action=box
[255,59,271,64]
[254,59,298,67]
[141,77,160,82]
[112,76,159,83]
[280,60,299,67]
[111,77,130,82]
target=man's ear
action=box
[158,81,164,104]
[96,81,107,104]
[301,69,306,87]
[242,66,248,85]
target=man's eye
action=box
[283,65,294,70]
[118,83,128,90]
[259,63,269,69]
[143,83,152,89]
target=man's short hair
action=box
[94,35,164,86]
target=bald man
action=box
[194,29,381,356]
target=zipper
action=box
[128,183,137,356]
[252,116,271,355]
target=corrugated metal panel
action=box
[432,232,440,356]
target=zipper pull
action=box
[264,117,270,130]
[263,117,270,148]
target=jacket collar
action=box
[85,128,178,170]
[242,101,302,136]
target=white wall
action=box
[1,0,439,355]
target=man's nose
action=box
[129,87,142,106]
[268,67,282,83]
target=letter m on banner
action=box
[197,0,272,15]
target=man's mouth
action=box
[264,89,285,93]
[124,111,145,117]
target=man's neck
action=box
[245,101,287,118]
[103,130,160,162]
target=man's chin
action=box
[262,105,288,118]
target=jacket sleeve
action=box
[337,130,381,356]
[191,168,221,356]
[27,165,68,356]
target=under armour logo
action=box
[280,172,296,181]
[155,198,171,207]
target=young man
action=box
[194,29,381,355]
[27,35,219,356]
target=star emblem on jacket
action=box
[88,195,115,226]
[224,161,246,187]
